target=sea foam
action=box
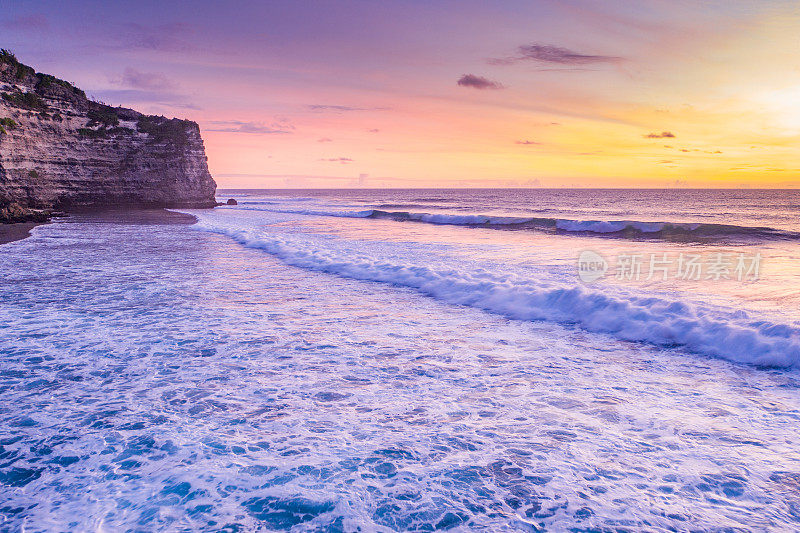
[192,215,800,368]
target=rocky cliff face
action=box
[0,50,216,221]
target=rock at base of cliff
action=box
[226,198,238,205]
[0,203,51,223]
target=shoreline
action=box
[0,208,200,246]
[0,221,46,245]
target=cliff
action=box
[0,50,217,222]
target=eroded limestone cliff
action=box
[0,50,216,222]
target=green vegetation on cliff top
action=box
[137,115,194,146]
[1,49,85,98]
[2,49,198,146]
[87,107,120,127]
[0,49,34,80]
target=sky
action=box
[2,0,800,188]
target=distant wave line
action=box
[220,204,800,241]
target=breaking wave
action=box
[192,215,800,368]
[366,211,800,240]
[220,204,800,241]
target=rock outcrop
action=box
[0,50,216,222]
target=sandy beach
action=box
[0,221,44,245]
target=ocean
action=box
[2,188,800,530]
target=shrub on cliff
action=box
[137,115,192,146]
[78,125,135,138]
[36,74,86,99]
[87,106,120,127]
[0,49,35,80]
[0,117,18,134]
[1,91,48,111]
[0,49,16,64]
[77,127,108,138]
[107,126,135,136]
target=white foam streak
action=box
[193,216,800,368]
[555,220,677,233]
[407,213,530,225]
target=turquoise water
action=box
[2,190,800,530]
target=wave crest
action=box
[366,210,797,240]
[221,203,797,241]
[192,215,800,369]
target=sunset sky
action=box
[3,1,799,188]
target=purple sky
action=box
[3,1,799,187]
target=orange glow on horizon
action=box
[6,1,798,188]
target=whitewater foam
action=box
[190,214,800,368]
[6,207,800,530]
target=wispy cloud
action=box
[491,43,621,66]
[644,131,675,138]
[205,120,293,134]
[116,67,177,91]
[2,14,48,31]
[120,22,195,52]
[308,105,388,112]
[320,157,353,164]
[317,137,333,143]
[310,104,366,112]
[101,68,194,109]
[457,74,504,90]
